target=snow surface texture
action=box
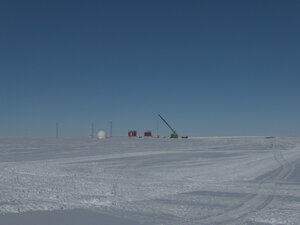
[0,136,300,225]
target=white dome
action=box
[97,130,107,139]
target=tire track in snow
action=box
[195,138,297,225]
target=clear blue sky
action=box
[1,0,300,136]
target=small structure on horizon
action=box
[144,131,152,137]
[97,130,107,139]
[128,130,137,137]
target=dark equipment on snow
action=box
[158,114,179,138]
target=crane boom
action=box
[158,114,178,138]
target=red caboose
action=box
[144,131,152,137]
[128,130,137,137]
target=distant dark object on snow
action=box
[265,136,275,139]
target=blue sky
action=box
[1,0,300,136]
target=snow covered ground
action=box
[0,136,300,225]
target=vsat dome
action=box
[97,130,107,139]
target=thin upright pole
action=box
[56,122,59,139]
[110,121,112,137]
[156,117,159,138]
[91,122,94,138]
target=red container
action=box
[144,131,152,137]
[128,130,137,137]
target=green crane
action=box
[158,114,179,138]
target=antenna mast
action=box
[110,121,113,137]
[91,122,94,138]
[56,122,59,139]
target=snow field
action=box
[0,136,300,224]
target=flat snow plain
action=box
[1,136,300,225]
